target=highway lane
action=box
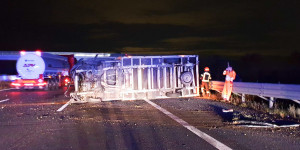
[0,89,299,149]
[0,87,70,105]
[0,89,216,150]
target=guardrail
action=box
[211,81,300,108]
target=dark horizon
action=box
[0,1,299,84]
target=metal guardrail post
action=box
[211,80,300,106]
[242,94,245,103]
[269,97,275,108]
[74,75,79,92]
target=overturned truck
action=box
[70,55,199,102]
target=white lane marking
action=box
[0,99,10,103]
[0,88,13,92]
[144,99,232,150]
[57,100,71,112]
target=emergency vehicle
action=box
[11,50,74,90]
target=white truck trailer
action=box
[69,55,199,102]
[11,50,73,90]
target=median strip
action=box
[144,99,232,150]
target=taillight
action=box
[11,83,21,86]
[37,82,46,86]
[65,78,69,82]
[39,74,43,79]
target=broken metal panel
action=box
[70,55,199,103]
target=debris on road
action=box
[233,120,300,128]
[222,109,233,113]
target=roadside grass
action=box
[0,81,11,90]
[210,90,300,120]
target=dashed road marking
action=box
[0,99,9,103]
[0,88,13,92]
[144,99,232,150]
[57,100,71,112]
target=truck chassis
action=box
[70,55,199,102]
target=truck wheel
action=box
[44,83,49,90]
[180,71,193,85]
[44,79,50,90]
[55,79,59,90]
[48,79,54,90]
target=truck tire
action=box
[48,79,54,90]
[54,79,59,90]
[44,83,49,90]
[44,79,50,90]
[180,71,193,85]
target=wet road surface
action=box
[0,88,299,150]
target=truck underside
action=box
[70,55,199,103]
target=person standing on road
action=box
[222,64,236,101]
[200,67,211,97]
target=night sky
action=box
[1,1,300,83]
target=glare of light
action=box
[11,83,21,86]
[20,50,26,56]
[9,75,18,81]
[74,53,97,57]
[74,53,111,57]
[35,50,42,56]
[24,83,34,86]
[125,54,132,58]
[38,79,43,83]
[37,83,46,86]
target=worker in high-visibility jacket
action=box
[201,67,212,97]
[222,66,236,101]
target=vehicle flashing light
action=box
[20,50,26,56]
[35,50,42,56]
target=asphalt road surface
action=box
[0,88,299,150]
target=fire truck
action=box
[69,55,199,102]
[11,50,74,90]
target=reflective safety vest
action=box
[223,70,236,82]
[201,72,211,82]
